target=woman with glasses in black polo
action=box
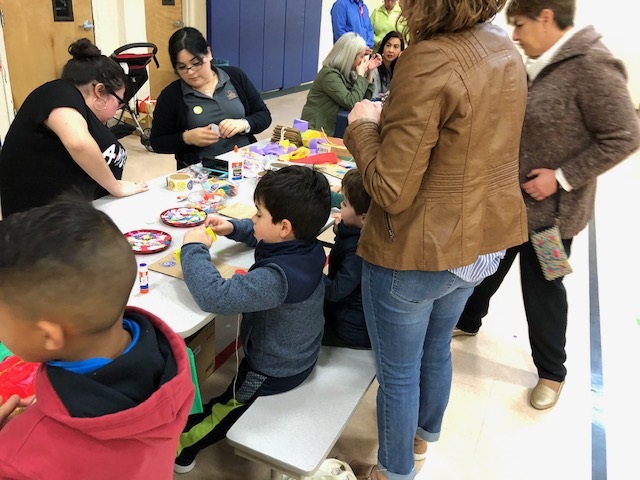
[150,27,271,169]
[0,38,147,218]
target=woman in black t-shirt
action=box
[0,38,148,218]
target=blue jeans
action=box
[362,261,477,479]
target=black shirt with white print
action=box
[0,79,126,217]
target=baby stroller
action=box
[109,42,159,152]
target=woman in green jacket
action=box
[300,32,381,136]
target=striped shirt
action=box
[449,250,505,283]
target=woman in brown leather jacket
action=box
[343,0,528,478]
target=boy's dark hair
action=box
[506,0,575,29]
[254,166,331,241]
[61,38,126,92]
[341,169,371,216]
[0,198,136,331]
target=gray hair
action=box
[322,32,367,81]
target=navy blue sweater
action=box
[324,221,369,348]
[181,219,326,377]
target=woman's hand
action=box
[219,119,249,138]
[183,125,220,147]
[368,54,383,71]
[348,99,383,125]
[115,180,149,197]
[521,168,558,201]
[356,56,370,78]
[205,215,234,236]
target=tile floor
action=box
[118,91,640,480]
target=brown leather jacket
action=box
[344,23,528,271]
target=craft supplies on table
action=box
[124,229,172,254]
[160,207,207,227]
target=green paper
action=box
[187,347,203,415]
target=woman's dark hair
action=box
[506,0,575,30]
[376,31,405,86]
[168,27,210,69]
[60,38,126,91]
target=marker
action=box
[139,263,149,294]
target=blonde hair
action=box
[401,0,507,43]
[323,32,368,81]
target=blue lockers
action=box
[207,0,321,92]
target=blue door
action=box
[207,0,321,92]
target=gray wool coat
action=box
[521,25,640,238]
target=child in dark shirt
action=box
[175,165,331,472]
[324,168,372,348]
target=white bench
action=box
[226,346,377,479]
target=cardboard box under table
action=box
[185,320,216,386]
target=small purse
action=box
[530,193,572,281]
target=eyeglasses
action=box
[175,59,204,74]
[109,90,127,109]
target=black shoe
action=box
[174,449,197,474]
[452,327,478,337]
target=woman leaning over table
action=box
[0,38,147,218]
[150,27,271,169]
[343,0,528,478]
[300,32,382,137]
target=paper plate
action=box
[124,229,173,254]
[160,207,207,228]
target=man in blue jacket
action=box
[331,0,374,49]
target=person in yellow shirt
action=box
[370,0,405,52]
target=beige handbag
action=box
[530,194,572,281]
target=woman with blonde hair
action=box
[343,0,528,478]
[300,32,381,136]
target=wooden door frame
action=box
[0,19,15,140]
[0,0,202,137]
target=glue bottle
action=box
[229,145,243,182]
[139,263,149,294]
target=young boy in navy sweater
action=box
[175,165,331,472]
[323,168,371,348]
[0,199,194,480]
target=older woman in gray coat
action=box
[455,0,640,410]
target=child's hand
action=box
[332,213,342,233]
[205,215,234,236]
[0,394,29,429]
[183,224,214,248]
[331,184,342,194]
